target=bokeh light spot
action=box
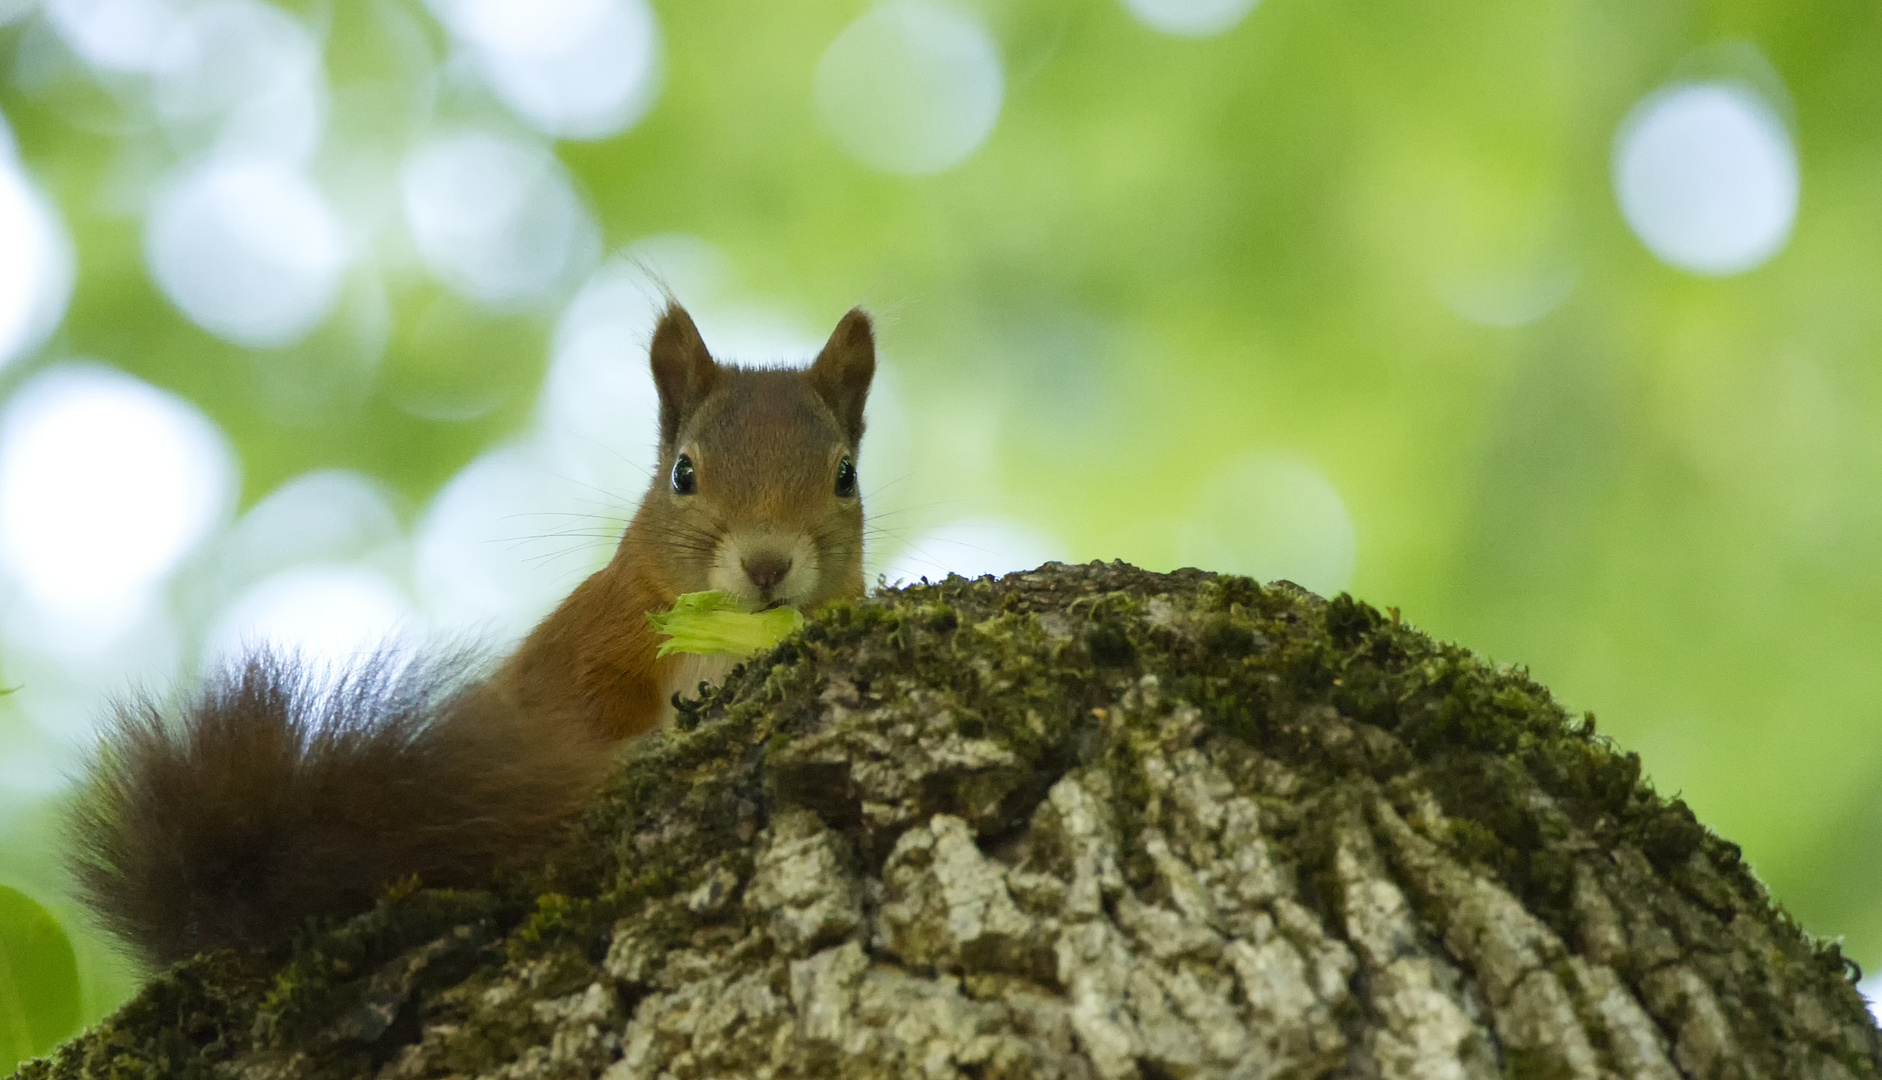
[0,134,74,374]
[211,470,407,595]
[1613,82,1798,276]
[1179,454,1356,596]
[43,0,183,74]
[1121,0,1259,37]
[880,517,1064,585]
[402,131,599,308]
[145,156,347,347]
[1438,264,1577,329]
[203,564,413,668]
[541,258,666,490]
[414,444,613,641]
[430,0,661,140]
[152,0,328,165]
[0,365,236,633]
[814,0,1003,177]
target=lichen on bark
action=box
[21,562,1882,1079]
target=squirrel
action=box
[67,302,876,970]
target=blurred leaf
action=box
[0,884,82,1073]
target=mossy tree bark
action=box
[24,563,1882,1080]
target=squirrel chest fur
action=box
[68,302,875,968]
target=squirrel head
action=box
[626,302,875,611]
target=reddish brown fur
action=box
[68,649,615,968]
[68,303,874,967]
[489,304,874,739]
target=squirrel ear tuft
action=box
[809,307,875,445]
[649,303,719,447]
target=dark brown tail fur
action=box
[66,649,616,969]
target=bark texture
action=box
[24,562,1882,1080]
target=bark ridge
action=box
[25,562,1881,1080]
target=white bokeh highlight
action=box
[145,157,347,347]
[880,517,1064,585]
[814,0,1004,176]
[1121,0,1259,37]
[43,0,185,74]
[430,0,662,140]
[402,131,599,308]
[151,0,329,165]
[0,364,236,635]
[1613,82,1798,276]
[197,470,414,668]
[414,443,616,641]
[1179,454,1356,596]
[0,594,183,747]
[541,258,667,493]
[0,131,75,373]
[203,564,414,667]
[220,470,407,578]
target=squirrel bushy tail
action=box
[64,301,875,970]
[66,649,615,969]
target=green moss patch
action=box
[23,562,1877,1077]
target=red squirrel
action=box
[68,302,875,969]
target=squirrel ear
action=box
[809,307,875,445]
[649,303,719,447]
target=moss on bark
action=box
[21,562,1881,1079]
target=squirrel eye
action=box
[672,454,697,496]
[834,456,857,498]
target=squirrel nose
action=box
[742,553,792,591]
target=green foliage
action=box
[0,885,81,1073]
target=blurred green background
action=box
[1,0,1880,1043]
